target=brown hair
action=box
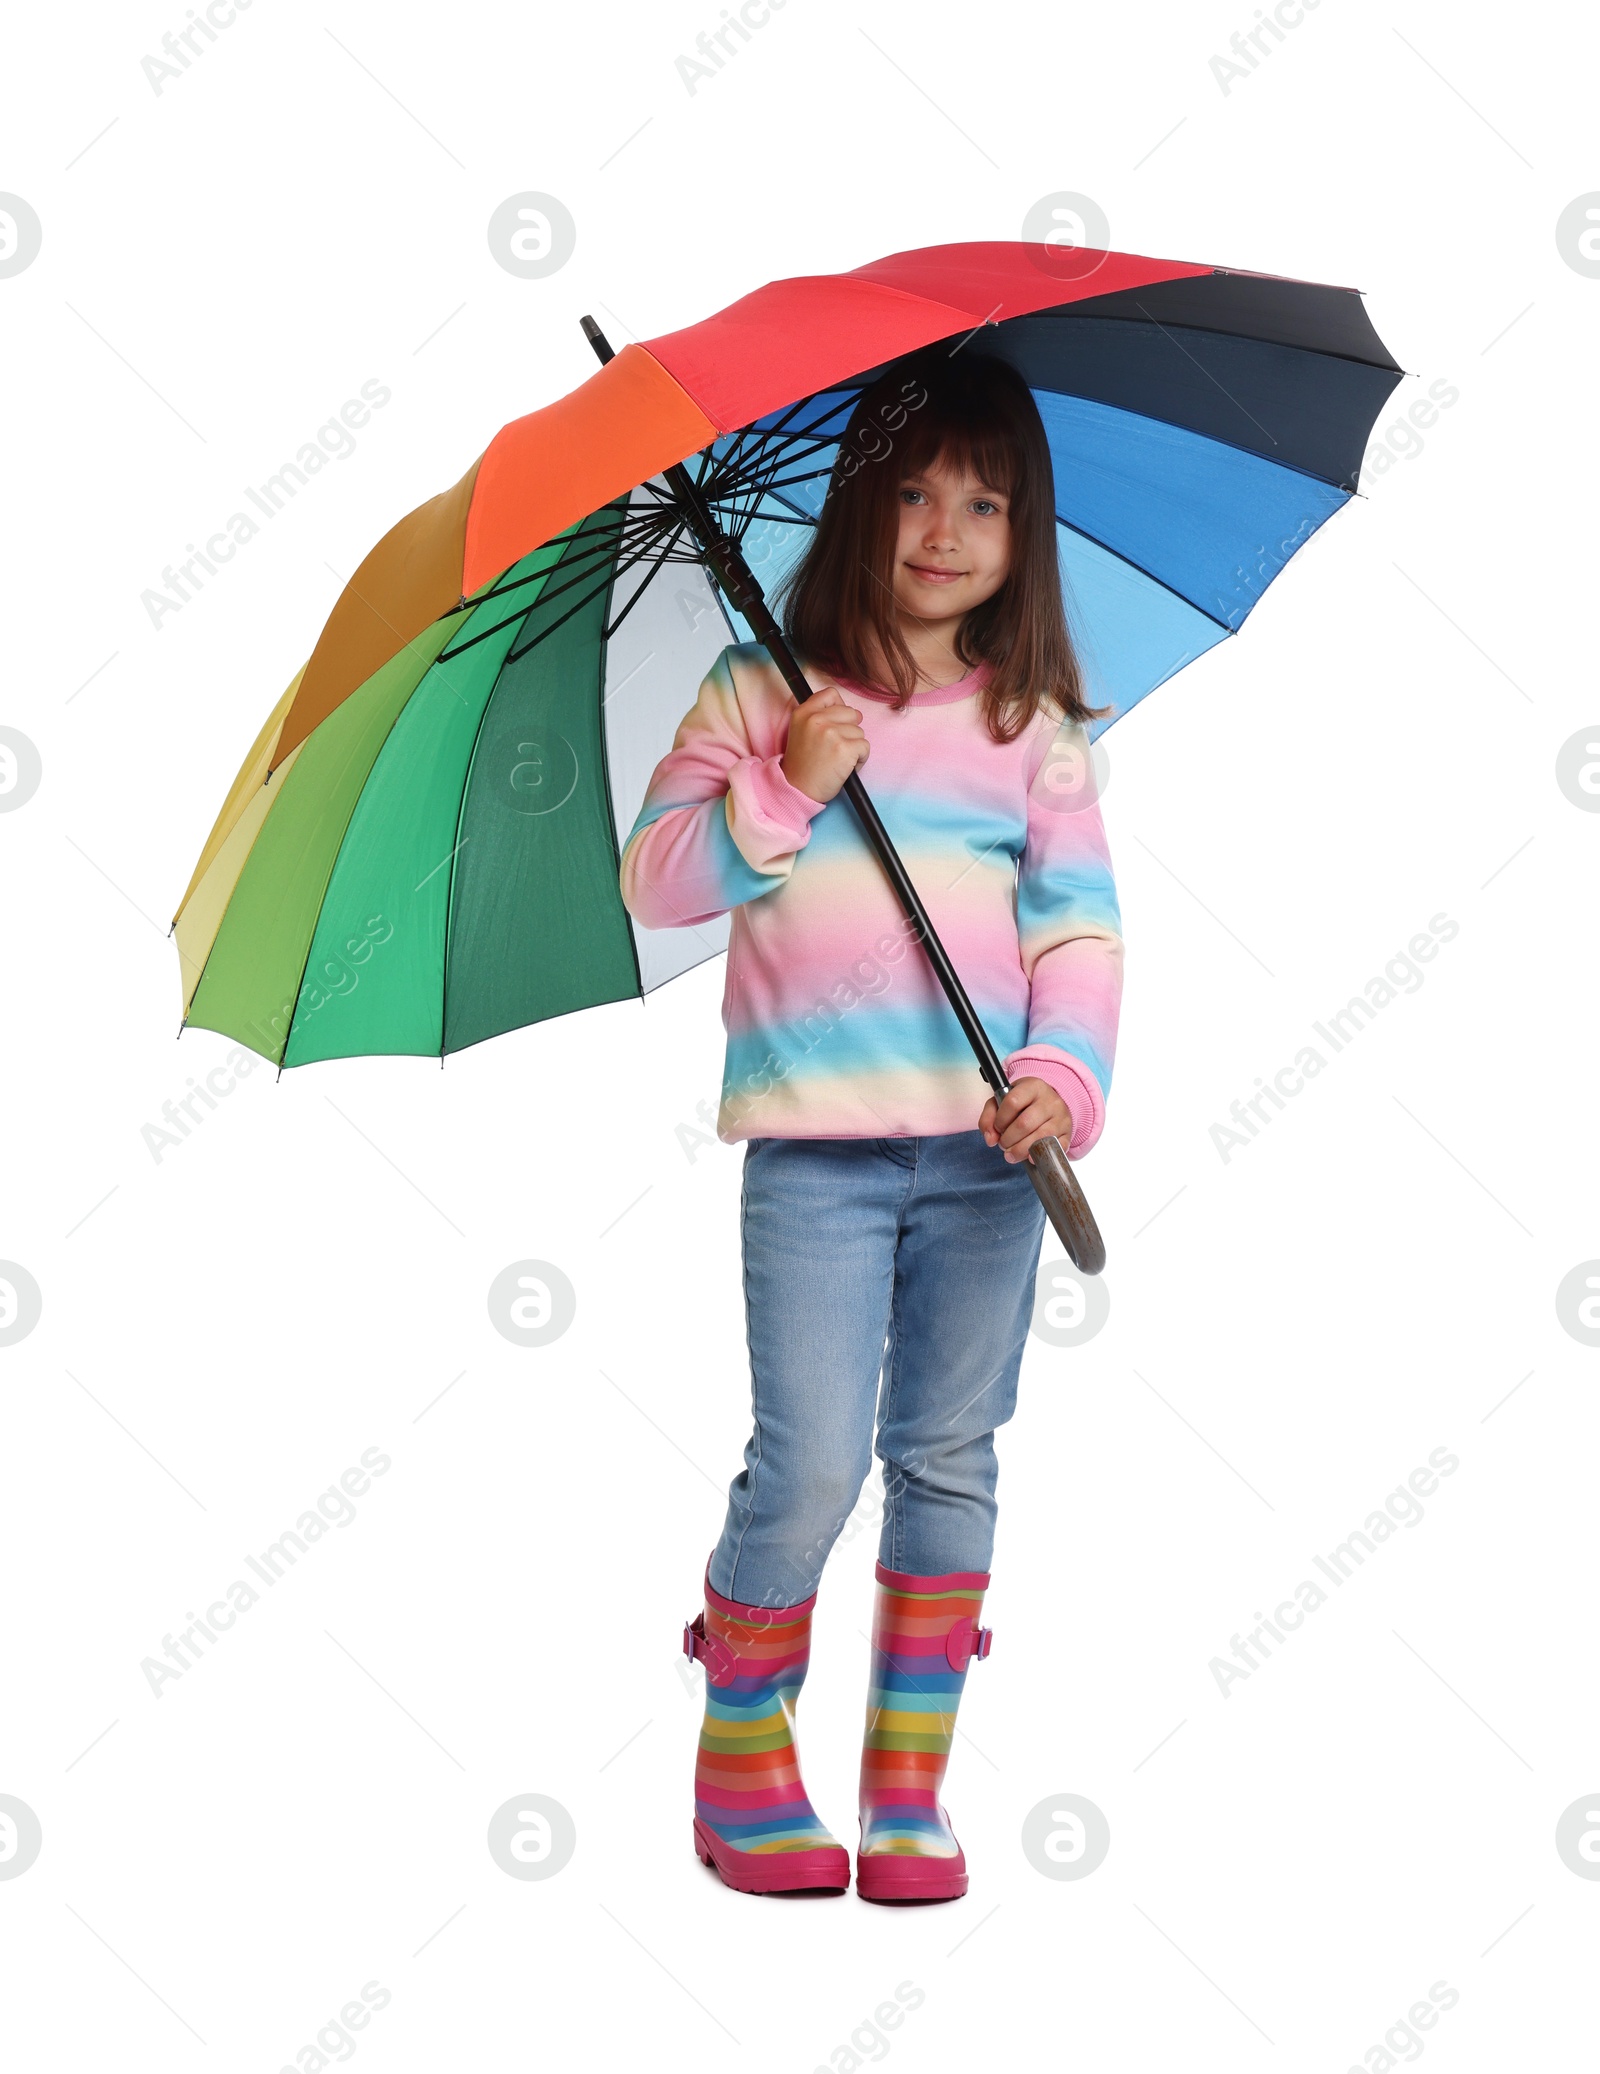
[775,348,1107,743]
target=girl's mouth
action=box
[905,563,965,584]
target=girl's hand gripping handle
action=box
[980,1072,1107,1275]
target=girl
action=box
[618,348,1123,1903]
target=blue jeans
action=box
[707,1130,1048,1609]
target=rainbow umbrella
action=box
[175,240,1401,1072]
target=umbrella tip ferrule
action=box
[580,315,615,366]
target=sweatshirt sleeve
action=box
[619,646,827,931]
[1003,713,1125,1159]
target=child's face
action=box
[890,452,1013,628]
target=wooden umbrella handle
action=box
[1025,1134,1106,1277]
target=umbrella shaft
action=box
[659,453,1013,1104]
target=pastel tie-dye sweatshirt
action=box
[618,643,1124,1155]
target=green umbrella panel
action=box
[179,496,740,1066]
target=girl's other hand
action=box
[781,685,869,804]
[980,1077,1072,1164]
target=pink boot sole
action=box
[693,1818,850,1895]
[855,1847,969,1904]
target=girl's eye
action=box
[899,488,926,504]
[971,500,997,516]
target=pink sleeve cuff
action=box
[724,754,826,872]
[1004,1047,1106,1158]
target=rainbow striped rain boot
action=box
[856,1563,993,1903]
[683,1569,850,1896]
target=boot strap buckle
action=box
[683,1612,737,1687]
[946,1619,993,1671]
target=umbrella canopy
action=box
[175,240,1401,1068]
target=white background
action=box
[3,1,1597,2068]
